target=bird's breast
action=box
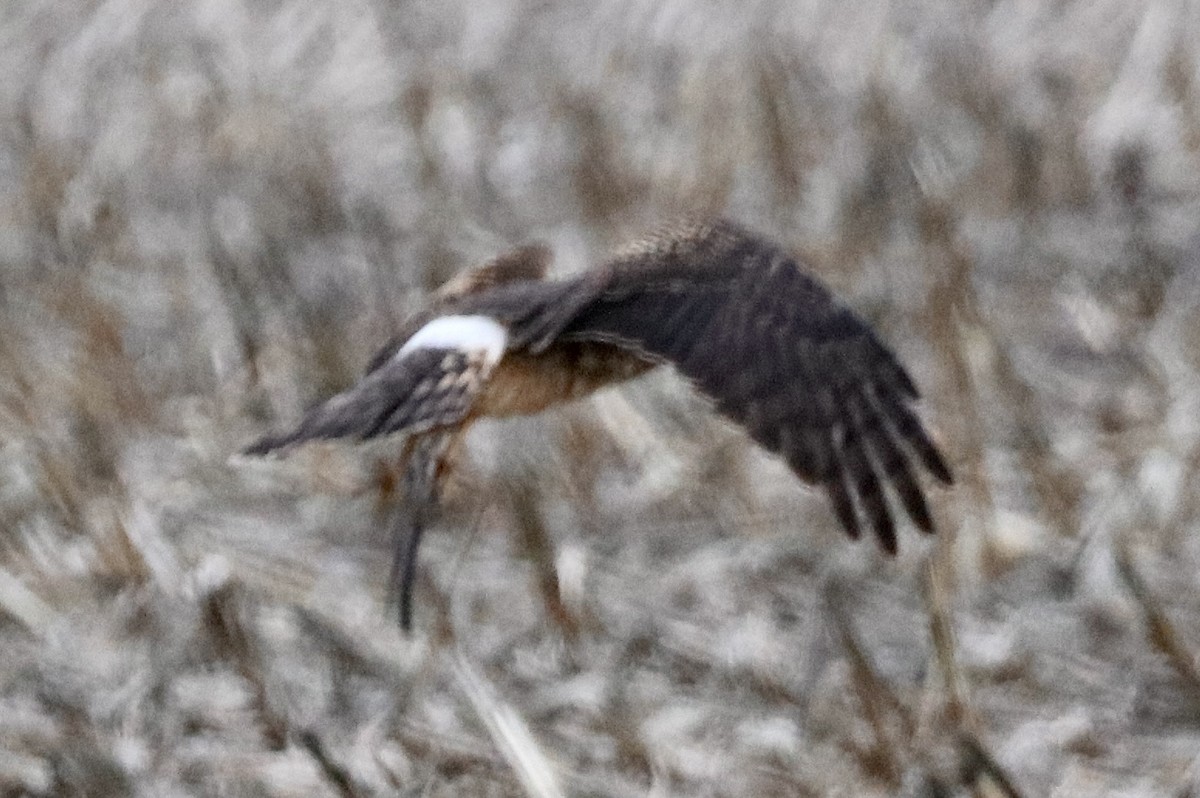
[477,342,654,418]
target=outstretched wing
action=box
[245,319,506,455]
[547,219,953,553]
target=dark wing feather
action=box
[550,219,952,551]
[244,347,492,455]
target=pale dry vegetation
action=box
[2,0,1200,795]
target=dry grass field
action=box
[3,0,1200,795]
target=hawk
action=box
[246,219,953,629]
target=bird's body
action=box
[478,342,656,417]
[247,219,953,629]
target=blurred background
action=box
[2,0,1200,795]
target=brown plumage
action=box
[246,219,954,629]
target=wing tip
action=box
[926,447,955,486]
[825,474,862,542]
[877,523,899,555]
[242,432,292,457]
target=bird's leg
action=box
[389,432,451,632]
[506,474,581,644]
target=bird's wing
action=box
[244,325,505,455]
[542,219,953,553]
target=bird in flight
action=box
[246,219,953,630]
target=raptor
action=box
[246,219,954,629]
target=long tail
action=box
[388,510,426,632]
[388,432,452,633]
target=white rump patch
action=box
[397,314,508,365]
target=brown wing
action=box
[244,347,494,455]
[545,219,953,553]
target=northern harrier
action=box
[246,219,953,629]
